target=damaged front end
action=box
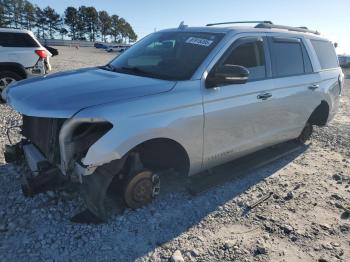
[5,115,120,222]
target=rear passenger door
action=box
[267,35,321,138]
[308,39,342,121]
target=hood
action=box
[6,67,176,118]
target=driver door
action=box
[202,36,285,169]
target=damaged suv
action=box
[2,21,343,222]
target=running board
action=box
[188,140,308,195]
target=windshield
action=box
[109,31,224,80]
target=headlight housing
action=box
[59,118,113,172]
[71,121,113,161]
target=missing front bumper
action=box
[4,141,126,223]
[5,142,69,197]
[4,143,23,163]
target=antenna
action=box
[178,21,188,29]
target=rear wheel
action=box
[0,71,22,92]
[297,123,313,143]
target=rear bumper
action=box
[25,58,51,77]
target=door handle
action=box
[308,84,319,90]
[257,92,272,100]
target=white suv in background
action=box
[0,28,52,93]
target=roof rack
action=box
[206,21,273,26]
[255,22,320,35]
[206,21,320,35]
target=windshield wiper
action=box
[101,64,144,76]
[100,64,116,72]
[120,66,149,74]
[113,66,161,78]
[112,66,175,80]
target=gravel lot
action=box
[0,47,349,262]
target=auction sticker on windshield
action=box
[185,37,213,47]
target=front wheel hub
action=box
[124,170,160,209]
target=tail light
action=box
[35,49,47,59]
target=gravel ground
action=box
[0,47,349,262]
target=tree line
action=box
[0,0,137,43]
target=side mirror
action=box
[206,64,249,88]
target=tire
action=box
[297,123,313,143]
[0,71,23,92]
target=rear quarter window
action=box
[0,32,39,47]
[311,40,338,69]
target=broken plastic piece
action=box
[247,192,274,209]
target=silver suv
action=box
[0,28,52,94]
[2,21,343,222]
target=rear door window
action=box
[269,37,305,77]
[0,32,39,47]
[311,40,338,69]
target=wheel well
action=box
[132,138,190,175]
[0,63,27,79]
[308,101,329,127]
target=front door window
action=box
[216,39,267,81]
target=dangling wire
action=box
[6,125,21,145]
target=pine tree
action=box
[76,6,88,40]
[35,6,46,38]
[64,6,78,40]
[43,6,61,39]
[84,7,99,41]
[1,0,137,43]
[110,15,120,43]
[98,10,111,42]
[0,0,10,27]
[23,1,36,30]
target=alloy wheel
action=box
[0,77,16,92]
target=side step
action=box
[188,140,308,195]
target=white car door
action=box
[0,32,39,68]
[266,35,322,137]
[202,35,288,170]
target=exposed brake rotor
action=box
[124,170,160,209]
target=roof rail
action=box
[206,21,273,26]
[255,22,320,35]
[206,21,320,35]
